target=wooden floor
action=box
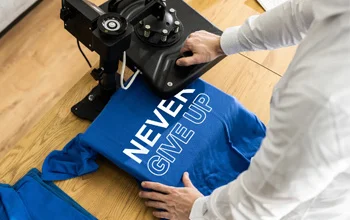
[0,0,104,158]
[0,0,295,159]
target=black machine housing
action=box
[60,0,225,121]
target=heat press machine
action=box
[60,0,225,121]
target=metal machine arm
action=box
[60,0,166,121]
[60,0,224,122]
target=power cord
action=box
[77,40,139,89]
[120,51,141,90]
[77,39,92,68]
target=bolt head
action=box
[174,21,180,26]
[162,29,168,34]
[167,82,173,87]
[169,8,175,13]
[145,25,151,30]
[88,94,94,101]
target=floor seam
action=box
[238,53,283,78]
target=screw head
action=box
[167,82,173,87]
[162,29,169,35]
[144,25,151,37]
[169,8,175,13]
[88,94,94,101]
[64,23,67,27]
[174,21,180,33]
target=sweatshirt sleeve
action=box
[220,0,313,55]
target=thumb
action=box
[182,172,195,188]
[176,54,202,66]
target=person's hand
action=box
[139,172,204,220]
[176,30,224,66]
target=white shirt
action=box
[190,0,350,219]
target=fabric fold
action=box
[0,184,31,220]
[0,168,97,220]
[42,134,98,181]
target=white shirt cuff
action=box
[189,196,210,219]
[220,26,243,55]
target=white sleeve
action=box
[219,0,314,55]
[189,85,350,220]
[189,0,350,219]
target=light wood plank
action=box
[241,47,296,75]
[0,54,279,219]
[0,0,104,158]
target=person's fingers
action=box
[188,32,196,38]
[197,30,207,34]
[180,40,192,54]
[180,45,191,54]
[153,211,172,219]
[182,172,195,188]
[141,182,173,194]
[176,54,202,66]
[139,191,167,202]
[180,46,191,54]
[145,201,169,210]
